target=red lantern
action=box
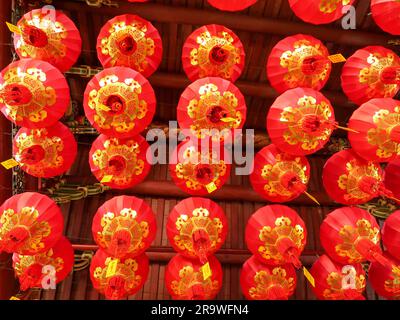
[0,59,70,128]
[348,98,400,162]
[288,0,356,25]
[83,67,156,138]
[310,254,366,300]
[0,192,63,255]
[207,0,257,11]
[90,250,149,300]
[89,134,151,190]
[341,46,400,105]
[382,210,400,261]
[245,205,307,268]
[13,8,82,72]
[167,197,228,263]
[371,0,400,35]
[266,87,336,156]
[240,256,297,300]
[169,139,231,196]
[384,158,400,200]
[267,34,332,93]
[97,14,162,77]
[92,196,156,259]
[165,254,223,300]
[13,122,77,178]
[12,236,74,291]
[182,24,245,82]
[177,77,246,143]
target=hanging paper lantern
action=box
[267,87,336,156]
[90,250,149,300]
[182,24,245,82]
[83,67,156,138]
[89,134,151,190]
[165,254,223,300]
[0,59,70,128]
[267,34,332,93]
[371,0,400,35]
[167,197,228,263]
[384,158,400,200]
[310,254,366,300]
[169,139,231,196]
[92,196,156,259]
[250,144,311,203]
[348,98,400,162]
[341,46,400,105]
[288,0,356,25]
[97,14,162,77]
[13,122,77,178]
[12,236,74,291]
[382,210,400,261]
[0,192,63,255]
[245,205,307,268]
[207,0,257,11]
[13,8,82,72]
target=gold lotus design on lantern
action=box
[385,265,400,298]
[319,0,351,14]
[323,270,366,299]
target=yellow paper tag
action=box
[98,104,111,111]
[220,117,236,123]
[106,258,119,278]
[328,53,347,63]
[201,262,212,281]
[206,182,217,194]
[1,159,19,170]
[6,22,22,35]
[101,175,113,183]
[9,296,20,300]
[303,266,315,287]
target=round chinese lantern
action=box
[169,139,231,196]
[288,0,356,25]
[320,207,386,265]
[384,158,400,200]
[12,236,74,291]
[371,0,400,35]
[322,149,391,205]
[0,192,64,255]
[348,98,400,162]
[310,254,366,300]
[177,77,246,143]
[382,210,400,261]
[83,67,156,138]
[13,8,82,72]
[92,195,156,259]
[182,24,245,82]
[90,250,149,300]
[341,46,400,105]
[250,144,312,203]
[245,205,307,268]
[267,34,332,93]
[207,0,257,11]
[13,122,77,178]
[167,197,228,263]
[97,14,162,77]
[0,59,70,128]
[89,134,151,190]
[240,256,297,300]
[266,87,336,156]
[165,254,223,300]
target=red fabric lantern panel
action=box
[13,8,82,72]
[267,87,335,156]
[97,14,162,77]
[167,197,228,263]
[371,0,400,35]
[250,144,311,203]
[12,236,74,291]
[165,254,223,300]
[182,24,245,82]
[289,0,356,25]
[177,77,246,143]
[90,250,149,300]
[245,205,307,268]
[13,122,77,178]
[240,256,297,300]
[341,46,400,105]
[310,254,366,300]
[89,134,151,190]
[169,139,231,196]
[382,210,400,261]
[0,192,63,255]
[320,207,384,265]
[267,34,332,93]
[384,158,400,200]
[0,59,70,128]
[83,67,156,138]
[207,0,257,11]
[92,195,156,259]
